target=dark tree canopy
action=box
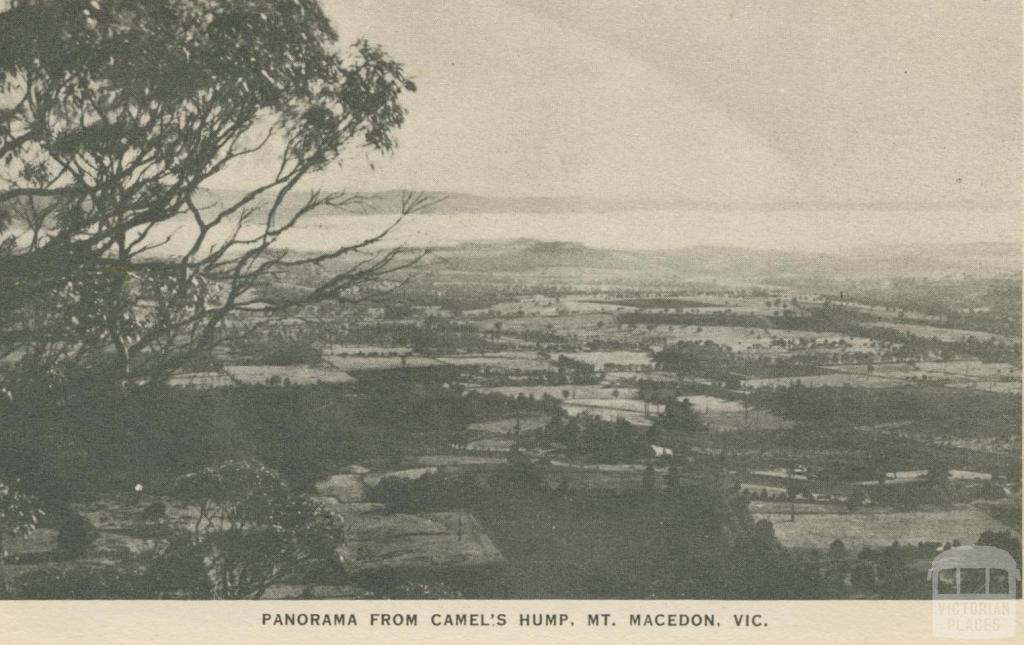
[0,0,422,398]
[652,340,735,380]
[165,460,344,599]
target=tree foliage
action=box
[0,478,44,594]
[652,340,735,380]
[656,398,708,434]
[0,0,421,400]
[168,460,343,599]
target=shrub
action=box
[56,512,96,558]
[14,565,146,599]
[168,460,345,599]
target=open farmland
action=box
[466,297,634,317]
[741,372,909,389]
[915,361,1021,379]
[2,0,1021,606]
[14,238,1015,602]
[861,321,1016,344]
[558,351,654,369]
[566,398,662,414]
[656,325,880,354]
[945,381,1021,394]
[469,314,617,336]
[473,384,631,399]
[740,483,789,496]
[581,297,723,309]
[167,371,236,388]
[222,365,357,385]
[326,345,415,356]
[340,510,503,574]
[755,505,1017,550]
[682,395,746,413]
[327,356,443,370]
[436,353,557,371]
[324,352,561,372]
[812,361,1023,393]
[562,403,655,425]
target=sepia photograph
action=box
[0,0,1020,613]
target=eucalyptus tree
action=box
[0,0,428,400]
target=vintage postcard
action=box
[0,1,1020,643]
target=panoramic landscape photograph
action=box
[0,0,1020,603]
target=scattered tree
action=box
[0,479,43,595]
[167,460,343,599]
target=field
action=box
[748,502,848,515]
[683,395,747,413]
[471,316,887,361]
[740,483,788,496]
[755,505,1016,550]
[584,298,723,309]
[473,384,630,399]
[562,403,654,425]
[819,361,1023,394]
[557,351,654,369]
[566,398,660,413]
[915,361,1021,379]
[341,510,503,574]
[657,326,879,354]
[222,365,357,385]
[327,356,442,370]
[326,345,414,355]
[466,297,631,317]
[741,372,907,389]
[325,352,558,372]
[436,353,556,371]
[945,381,1021,394]
[167,371,236,388]
[466,438,516,451]
[469,313,616,337]
[861,321,1015,344]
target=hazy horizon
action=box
[91,208,1019,261]
[200,186,1023,213]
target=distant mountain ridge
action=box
[197,188,1019,216]
[423,239,1021,279]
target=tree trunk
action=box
[109,230,132,385]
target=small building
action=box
[649,444,674,458]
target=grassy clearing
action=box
[755,505,1015,550]
[473,385,629,399]
[561,404,654,426]
[588,298,723,309]
[222,365,358,384]
[437,354,555,371]
[742,373,903,389]
[861,322,1016,344]
[326,356,442,370]
[558,351,654,369]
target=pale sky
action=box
[218,0,1022,207]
